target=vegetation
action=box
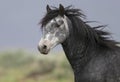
[0,50,73,82]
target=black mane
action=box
[40,6,119,49]
[39,5,120,82]
[40,6,85,27]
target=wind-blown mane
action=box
[38,5,120,82]
[41,6,85,27]
[40,6,119,50]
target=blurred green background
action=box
[0,50,73,82]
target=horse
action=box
[38,4,120,82]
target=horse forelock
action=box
[40,5,85,28]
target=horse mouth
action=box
[40,50,49,55]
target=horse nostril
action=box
[42,45,47,50]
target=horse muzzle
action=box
[38,44,50,55]
[38,37,59,54]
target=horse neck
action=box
[62,34,95,74]
[61,18,98,75]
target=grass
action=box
[0,50,74,82]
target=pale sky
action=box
[0,0,120,52]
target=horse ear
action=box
[46,5,51,12]
[59,4,65,16]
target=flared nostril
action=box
[42,45,47,50]
[37,45,47,52]
[38,45,49,54]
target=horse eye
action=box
[52,23,60,27]
[58,20,63,25]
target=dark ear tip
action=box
[59,4,64,8]
[46,4,49,8]
[59,4,62,6]
[59,4,65,16]
[46,4,51,12]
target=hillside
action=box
[0,50,73,82]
